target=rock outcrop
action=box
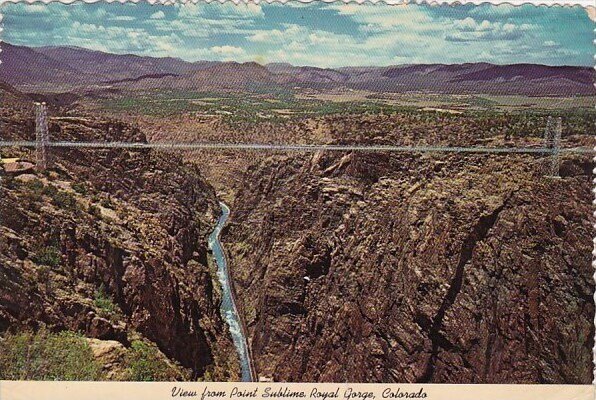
[226,142,593,383]
[0,109,240,380]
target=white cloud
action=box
[176,3,263,20]
[327,3,436,32]
[543,40,559,48]
[150,11,166,20]
[445,18,532,42]
[68,20,185,58]
[21,4,49,14]
[211,45,245,56]
[112,16,136,22]
[247,29,286,43]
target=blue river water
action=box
[207,202,253,382]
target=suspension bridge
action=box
[0,103,592,178]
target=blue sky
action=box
[1,2,593,67]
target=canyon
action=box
[0,68,594,383]
[0,92,240,380]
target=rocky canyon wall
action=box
[226,149,593,383]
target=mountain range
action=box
[1,42,594,96]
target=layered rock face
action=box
[0,111,239,379]
[226,144,593,383]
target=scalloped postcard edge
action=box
[0,0,594,387]
[0,0,593,8]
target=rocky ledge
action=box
[0,114,240,380]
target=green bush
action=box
[23,181,78,211]
[124,340,184,381]
[51,190,78,210]
[99,198,113,209]
[94,284,117,317]
[23,180,44,203]
[88,204,102,217]
[0,329,103,380]
[25,179,44,194]
[71,182,88,195]
[41,184,58,198]
[32,246,61,268]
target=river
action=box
[207,202,253,382]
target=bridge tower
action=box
[542,116,562,178]
[35,102,50,171]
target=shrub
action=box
[88,204,102,217]
[94,284,117,316]
[41,184,58,198]
[25,179,44,194]
[71,182,88,195]
[0,329,103,380]
[36,265,50,281]
[51,190,78,210]
[23,180,44,203]
[123,340,187,381]
[32,245,61,268]
[23,181,78,211]
[99,198,113,209]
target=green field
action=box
[97,89,595,133]
[99,90,416,122]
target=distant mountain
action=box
[453,63,594,85]
[0,43,86,89]
[1,42,594,96]
[0,43,212,91]
[265,62,295,73]
[35,45,209,80]
[267,63,349,84]
[175,61,273,89]
[381,63,492,79]
[121,61,275,91]
[340,63,595,95]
